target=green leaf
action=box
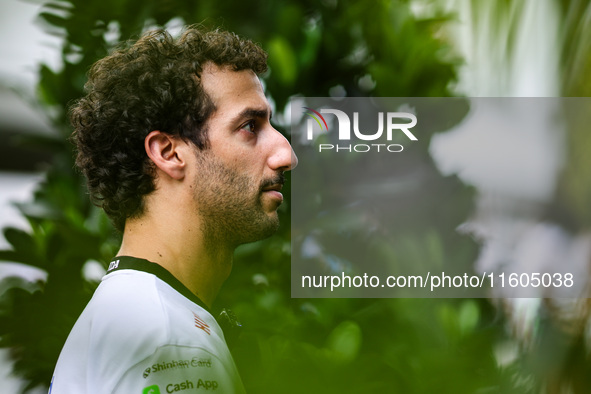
[43,2,74,13]
[0,228,44,268]
[458,300,480,335]
[0,277,43,299]
[326,320,362,363]
[37,64,61,107]
[38,12,69,29]
[3,228,35,255]
[267,36,297,87]
[0,250,32,265]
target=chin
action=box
[237,216,280,246]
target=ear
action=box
[145,131,187,181]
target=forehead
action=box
[200,63,269,118]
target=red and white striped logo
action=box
[193,313,210,335]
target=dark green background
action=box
[2,0,591,392]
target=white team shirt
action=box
[50,256,245,394]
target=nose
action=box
[268,128,298,171]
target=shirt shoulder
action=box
[52,270,169,393]
[51,269,234,394]
[93,269,169,329]
[89,269,221,361]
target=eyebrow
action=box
[232,107,273,123]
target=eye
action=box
[241,120,257,134]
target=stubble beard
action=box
[193,151,280,249]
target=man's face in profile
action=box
[190,64,297,246]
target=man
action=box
[50,26,297,393]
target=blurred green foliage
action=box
[0,0,540,392]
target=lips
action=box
[261,182,284,204]
[261,183,283,193]
[261,174,285,204]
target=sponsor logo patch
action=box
[142,357,212,378]
[193,313,210,335]
[142,385,161,394]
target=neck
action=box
[117,209,234,308]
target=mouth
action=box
[261,183,284,193]
[260,173,286,205]
[261,182,284,204]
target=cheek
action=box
[208,140,267,181]
[231,152,266,178]
[214,160,258,195]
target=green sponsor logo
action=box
[142,385,161,394]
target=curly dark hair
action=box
[70,26,268,232]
